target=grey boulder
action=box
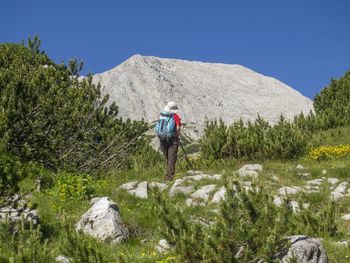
[76,197,128,243]
[277,235,328,263]
[238,164,262,178]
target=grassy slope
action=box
[30,125,350,262]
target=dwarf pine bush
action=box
[0,37,148,174]
[156,181,291,262]
[314,71,350,129]
[0,219,54,262]
[156,180,342,262]
[201,115,310,161]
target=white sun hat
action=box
[164,101,179,113]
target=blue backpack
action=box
[155,111,176,141]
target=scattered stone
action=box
[149,182,168,192]
[90,197,103,205]
[169,179,194,197]
[273,196,283,207]
[341,214,350,221]
[337,240,349,246]
[242,181,253,192]
[120,181,168,199]
[191,217,216,227]
[290,201,301,213]
[186,185,217,206]
[296,164,305,170]
[0,205,39,225]
[278,186,302,196]
[186,198,205,207]
[190,185,216,200]
[185,173,222,181]
[238,164,262,178]
[272,175,279,181]
[273,197,308,213]
[120,181,138,190]
[76,197,128,243]
[298,172,311,178]
[56,255,71,263]
[304,185,321,194]
[277,235,328,263]
[186,170,203,175]
[212,174,223,180]
[330,182,349,201]
[305,179,324,186]
[327,178,339,185]
[212,186,226,203]
[156,239,171,253]
[235,246,244,259]
[120,181,148,199]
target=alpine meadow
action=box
[1,37,350,263]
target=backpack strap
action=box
[160,111,173,118]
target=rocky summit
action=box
[92,55,313,138]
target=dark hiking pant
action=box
[160,139,179,181]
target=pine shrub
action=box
[155,181,292,262]
[200,115,310,161]
[0,37,148,174]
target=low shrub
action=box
[48,172,95,203]
[0,219,55,262]
[155,180,343,262]
[200,115,311,161]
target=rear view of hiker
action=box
[155,101,181,181]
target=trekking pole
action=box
[179,140,196,175]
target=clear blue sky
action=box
[1,0,349,99]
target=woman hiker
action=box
[156,101,181,182]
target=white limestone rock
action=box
[0,207,39,225]
[186,185,217,206]
[238,164,262,178]
[55,255,71,263]
[273,197,308,213]
[169,179,194,197]
[212,186,227,203]
[304,185,321,194]
[273,196,284,207]
[190,185,216,200]
[298,172,311,178]
[277,235,328,263]
[278,186,302,196]
[185,173,222,181]
[305,178,324,186]
[149,182,168,192]
[272,175,279,181]
[76,197,128,242]
[186,170,203,175]
[330,182,349,201]
[296,164,305,170]
[327,178,339,185]
[185,198,206,207]
[120,181,148,199]
[156,239,172,253]
[341,214,350,221]
[120,181,138,191]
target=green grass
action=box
[311,125,350,147]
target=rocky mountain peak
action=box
[93,55,314,138]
